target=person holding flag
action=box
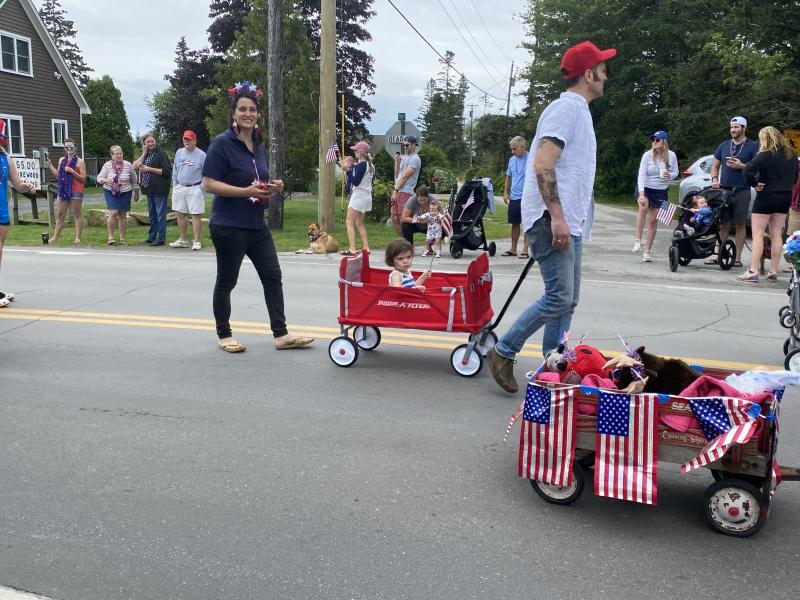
[487,40,617,394]
[633,130,678,262]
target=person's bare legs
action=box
[352,209,369,252]
[345,208,357,252]
[768,213,786,275]
[72,199,83,242]
[0,224,7,270]
[191,214,203,243]
[176,212,189,242]
[644,208,659,252]
[107,209,118,241]
[391,214,402,236]
[118,211,127,242]
[635,202,647,242]
[510,222,520,254]
[734,224,747,264]
[52,200,69,242]
[747,213,768,275]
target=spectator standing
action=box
[390,135,421,236]
[487,40,616,393]
[133,132,172,247]
[45,138,85,244]
[97,145,138,245]
[169,130,206,251]
[502,136,530,258]
[340,141,373,256]
[633,130,678,261]
[0,120,36,307]
[201,80,313,353]
[707,116,759,267]
[739,126,798,283]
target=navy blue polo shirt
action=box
[203,128,270,230]
[713,138,759,190]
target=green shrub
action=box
[429,167,458,194]
[370,179,393,223]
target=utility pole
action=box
[506,61,515,117]
[482,93,489,116]
[267,0,284,230]
[467,104,476,168]
[318,0,336,231]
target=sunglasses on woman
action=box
[650,137,662,142]
[64,144,75,149]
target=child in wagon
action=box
[385,238,431,291]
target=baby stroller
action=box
[780,268,800,370]
[446,179,496,259]
[668,186,735,272]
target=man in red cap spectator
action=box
[170,130,207,251]
[488,40,616,393]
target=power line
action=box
[384,0,507,103]
[435,0,507,92]
[444,0,507,82]
[466,0,518,65]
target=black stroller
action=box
[446,179,496,259]
[668,187,735,272]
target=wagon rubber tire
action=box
[785,347,800,372]
[718,240,736,271]
[488,241,497,257]
[530,463,586,505]
[328,336,359,367]
[704,479,767,537]
[450,241,464,259]
[353,326,381,351]
[468,330,498,356]
[780,311,796,329]
[669,246,679,272]
[450,343,482,377]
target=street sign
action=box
[398,112,406,122]
[785,129,800,154]
[12,157,41,190]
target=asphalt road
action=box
[1,204,798,600]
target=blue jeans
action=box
[146,194,168,243]
[495,212,583,359]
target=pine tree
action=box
[83,76,134,158]
[208,0,252,54]
[38,0,92,87]
[417,57,468,168]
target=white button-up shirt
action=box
[521,91,597,238]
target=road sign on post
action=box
[785,130,800,154]
[398,113,406,121]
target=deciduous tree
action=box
[82,76,134,158]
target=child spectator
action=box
[682,195,714,236]
[420,197,444,257]
[385,238,431,291]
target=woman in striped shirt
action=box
[97,145,138,245]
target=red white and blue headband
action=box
[227,80,263,104]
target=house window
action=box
[0,114,24,156]
[52,119,68,147]
[0,31,32,76]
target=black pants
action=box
[210,224,287,339]
[402,222,427,245]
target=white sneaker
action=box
[632,240,642,252]
[192,240,201,251]
[169,239,189,248]
[642,251,653,262]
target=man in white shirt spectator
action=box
[169,130,207,250]
[487,41,616,393]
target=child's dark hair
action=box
[385,238,413,267]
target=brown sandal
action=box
[218,338,246,353]
[275,336,314,350]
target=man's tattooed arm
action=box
[534,137,564,209]
[536,168,561,207]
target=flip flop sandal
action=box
[733,261,744,268]
[518,253,529,259]
[501,250,517,256]
[340,250,357,256]
[738,271,759,283]
[704,258,719,265]
[275,336,314,350]
[767,273,779,282]
[218,339,246,353]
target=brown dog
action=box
[297,222,340,254]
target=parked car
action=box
[679,154,755,214]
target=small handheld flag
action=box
[656,201,676,225]
[441,211,453,239]
[325,140,339,163]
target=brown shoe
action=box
[487,348,518,393]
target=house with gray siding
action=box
[0,0,90,173]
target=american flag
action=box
[325,140,339,163]
[656,201,676,225]
[518,384,577,487]
[441,211,453,239]
[681,397,761,474]
[594,391,659,505]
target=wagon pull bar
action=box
[487,255,536,332]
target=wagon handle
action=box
[487,255,536,332]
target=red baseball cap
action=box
[560,41,616,79]
[0,120,6,145]
[182,130,197,140]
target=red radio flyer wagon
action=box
[329,250,495,376]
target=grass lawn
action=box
[5,190,647,251]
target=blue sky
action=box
[38,0,531,137]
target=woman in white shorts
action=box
[340,141,374,256]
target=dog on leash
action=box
[760,233,772,275]
[297,222,340,254]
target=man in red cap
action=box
[488,40,616,393]
[170,130,207,250]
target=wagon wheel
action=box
[450,343,482,377]
[718,240,736,271]
[704,479,767,537]
[530,463,586,505]
[328,336,359,367]
[785,348,800,372]
[353,325,381,351]
[779,311,796,329]
[468,330,498,356]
